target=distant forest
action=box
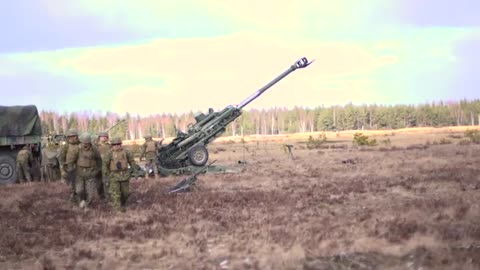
[40,99,480,140]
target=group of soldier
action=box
[15,129,163,212]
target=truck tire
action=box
[188,145,209,166]
[0,154,17,185]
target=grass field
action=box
[1,127,479,269]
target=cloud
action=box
[387,0,480,27]
[6,25,473,115]
[70,0,395,43]
[208,0,388,35]
[448,32,480,99]
[0,69,84,112]
[44,0,239,38]
[0,1,145,53]
[40,32,398,113]
[0,0,240,54]
[60,32,394,76]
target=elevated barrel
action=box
[237,57,314,109]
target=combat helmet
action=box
[66,128,78,137]
[98,131,109,138]
[144,134,152,140]
[110,137,122,145]
[79,132,92,144]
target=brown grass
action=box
[1,128,479,269]
[122,125,477,145]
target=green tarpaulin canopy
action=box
[0,105,42,137]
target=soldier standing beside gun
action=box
[103,137,140,212]
[140,134,162,178]
[68,133,102,209]
[59,129,80,203]
[41,135,61,182]
[96,131,111,198]
[16,145,33,183]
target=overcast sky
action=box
[1,0,479,116]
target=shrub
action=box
[381,138,392,146]
[438,137,452,145]
[458,139,471,145]
[464,129,480,143]
[306,133,327,149]
[353,132,377,146]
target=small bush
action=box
[353,132,377,146]
[306,133,327,149]
[406,144,428,150]
[458,139,471,145]
[438,137,452,145]
[381,138,392,146]
[464,129,480,143]
[447,134,462,139]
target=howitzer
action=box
[105,119,126,133]
[167,160,217,193]
[92,119,127,144]
[157,57,314,169]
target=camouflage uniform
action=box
[41,139,61,182]
[96,131,112,198]
[103,137,140,211]
[59,129,80,203]
[16,145,33,183]
[140,134,161,178]
[68,133,102,208]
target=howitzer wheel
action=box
[188,145,209,166]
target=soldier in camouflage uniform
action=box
[103,137,140,211]
[96,131,111,199]
[67,133,102,208]
[16,145,33,183]
[41,135,61,182]
[59,129,80,203]
[140,134,162,178]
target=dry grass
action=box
[122,125,478,145]
[1,128,480,269]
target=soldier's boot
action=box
[146,161,155,179]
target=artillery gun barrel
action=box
[105,119,126,133]
[237,57,314,109]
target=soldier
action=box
[103,137,140,212]
[16,145,33,183]
[41,135,61,182]
[140,134,162,178]
[59,128,80,203]
[68,133,102,209]
[96,131,111,198]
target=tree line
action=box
[40,99,480,140]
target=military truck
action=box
[0,105,43,184]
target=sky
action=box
[1,0,479,116]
